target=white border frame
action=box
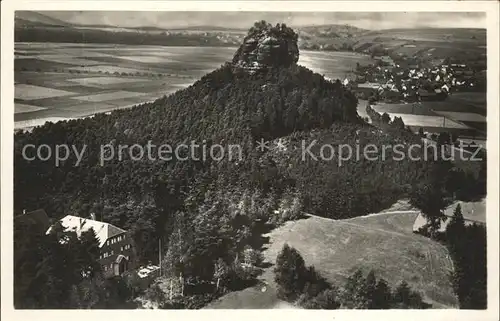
[1,2,499,321]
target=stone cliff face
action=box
[232,21,299,72]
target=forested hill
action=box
[14,22,472,265]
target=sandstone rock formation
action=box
[232,21,299,72]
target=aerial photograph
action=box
[12,10,488,310]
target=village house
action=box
[46,215,135,277]
[418,88,447,101]
[353,82,383,99]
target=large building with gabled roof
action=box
[46,215,136,277]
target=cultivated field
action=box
[14,103,47,114]
[434,111,486,126]
[15,84,76,100]
[368,98,486,139]
[14,43,373,129]
[372,102,436,116]
[388,113,469,129]
[299,50,374,81]
[422,99,486,115]
[448,92,486,110]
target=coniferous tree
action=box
[341,269,368,308]
[393,280,412,308]
[445,203,466,247]
[363,270,377,309]
[410,183,447,237]
[373,278,392,309]
[274,243,307,301]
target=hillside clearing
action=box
[264,212,456,308]
[208,209,457,309]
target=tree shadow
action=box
[249,220,274,251]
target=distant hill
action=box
[15,11,71,27]
[14,11,486,64]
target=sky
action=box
[42,11,486,30]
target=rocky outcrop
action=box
[232,21,299,72]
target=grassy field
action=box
[209,203,457,309]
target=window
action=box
[120,246,123,252]
[111,250,114,255]
[104,266,108,271]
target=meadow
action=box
[208,203,459,309]
[264,213,457,308]
[14,43,374,130]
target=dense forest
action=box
[14,21,487,308]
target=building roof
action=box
[115,254,128,263]
[15,209,50,232]
[46,215,126,247]
[358,82,382,89]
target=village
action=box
[348,52,486,103]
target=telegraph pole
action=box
[159,238,162,277]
